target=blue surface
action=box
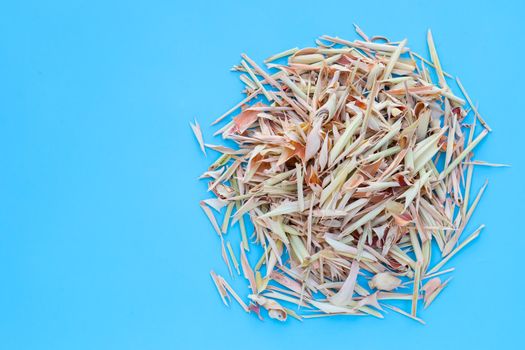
[0,0,523,349]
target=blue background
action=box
[1,0,523,349]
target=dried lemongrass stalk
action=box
[196,27,496,323]
[190,118,206,156]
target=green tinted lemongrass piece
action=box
[221,203,235,234]
[316,48,355,55]
[409,228,424,263]
[311,54,342,68]
[312,209,348,218]
[381,39,407,79]
[462,161,474,218]
[416,109,431,141]
[355,182,399,192]
[213,120,235,137]
[428,225,485,275]
[400,170,432,209]
[290,235,309,264]
[354,283,370,297]
[377,292,414,300]
[364,145,401,163]
[211,88,261,126]
[268,218,289,244]
[458,113,478,210]
[264,169,295,186]
[209,154,230,171]
[440,89,465,105]
[329,114,362,165]
[355,40,410,53]
[463,160,510,167]
[262,291,310,308]
[240,59,273,101]
[239,74,257,90]
[330,137,368,170]
[360,80,379,136]
[239,242,257,294]
[290,53,324,64]
[413,129,445,157]
[260,199,311,218]
[208,158,242,191]
[283,224,301,236]
[456,77,491,131]
[427,29,447,90]
[356,305,384,318]
[226,241,240,275]
[444,115,457,169]
[390,245,417,269]
[236,201,249,251]
[296,163,305,211]
[364,119,402,156]
[279,74,308,102]
[220,237,234,277]
[382,304,425,324]
[320,158,358,205]
[379,76,412,84]
[444,180,488,255]
[309,300,360,314]
[401,267,455,285]
[241,54,308,116]
[231,197,260,224]
[264,47,299,63]
[226,192,257,202]
[341,201,389,239]
[439,129,488,180]
[205,144,248,155]
[411,51,453,78]
[254,244,268,272]
[413,129,448,169]
[255,271,267,293]
[411,262,422,316]
[324,236,377,262]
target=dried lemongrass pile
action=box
[194,28,495,323]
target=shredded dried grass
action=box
[195,28,496,323]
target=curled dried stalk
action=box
[195,27,496,323]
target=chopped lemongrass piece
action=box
[216,274,250,312]
[456,78,491,131]
[264,47,299,63]
[210,270,230,306]
[226,241,240,275]
[463,160,510,167]
[382,304,426,325]
[190,118,206,156]
[428,225,485,274]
